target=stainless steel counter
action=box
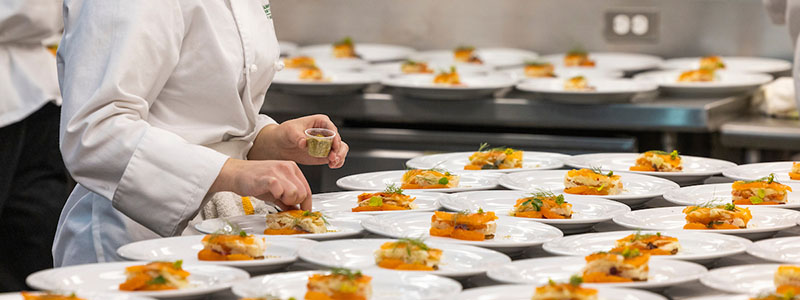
[721,115,800,150]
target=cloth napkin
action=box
[752,76,800,118]
[201,192,277,219]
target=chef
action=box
[764,0,800,109]
[53,0,348,266]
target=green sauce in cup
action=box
[305,128,335,158]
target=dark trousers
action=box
[0,103,69,292]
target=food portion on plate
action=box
[677,69,716,82]
[118,260,190,291]
[563,168,623,196]
[510,190,573,219]
[582,248,650,283]
[613,232,681,255]
[564,49,596,67]
[453,46,483,64]
[374,238,443,271]
[699,55,726,71]
[629,150,683,172]
[20,292,86,300]
[751,293,800,300]
[524,61,556,78]
[432,66,462,85]
[332,37,359,59]
[284,56,317,69]
[775,265,800,294]
[532,276,598,300]
[197,225,266,261]
[298,66,328,81]
[790,162,800,180]
[264,210,328,235]
[400,60,434,74]
[732,174,793,205]
[464,143,523,170]
[401,169,459,189]
[683,202,752,229]
[429,209,498,241]
[563,76,595,91]
[352,184,416,212]
[305,268,372,300]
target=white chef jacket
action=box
[0,0,62,127]
[53,0,281,266]
[764,0,800,109]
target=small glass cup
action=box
[305,128,336,158]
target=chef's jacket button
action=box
[249,64,259,73]
[274,60,285,71]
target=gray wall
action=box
[271,0,794,60]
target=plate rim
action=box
[612,206,800,234]
[335,170,499,193]
[564,152,738,177]
[498,169,680,200]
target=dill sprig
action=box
[383,183,405,195]
[212,220,248,237]
[330,267,363,280]
[744,173,778,184]
[589,166,614,177]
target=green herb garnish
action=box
[368,196,383,207]
[384,183,404,195]
[334,36,353,46]
[619,248,641,258]
[330,267,363,280]
[745,173,777,184]
[438,177,449,185]
[589,166,614,177]
[569,275,583,286]
[146,275,167,285]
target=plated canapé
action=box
[564,49,596,67]
[775,265,800,294]
[432,66,462,85]
[374,238,443,271]
[264,210,328,235]
[524,61,556,78]
[352,184,416,212]
[465,143,523,170]
[305,268,372,300]
[118,260,190,291]
[563,76,595,91]
[399,60,434,74]
[629,150,682,172]
[790,162,800,180]
[612,232,681,256]
[732,174,793,205]
[332,37,358,59]
[677,69,716,82]
[563,168,623,196]
[699,55,726,71]
[683,202,752,230]
[197,225,266,261]
[510,190,573,219]
[453,46,483,64]
[401,168,460,189]
[532,276,598,300]
[582,248,650,283]
[430,209,498,241]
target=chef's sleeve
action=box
[58,0,229,236]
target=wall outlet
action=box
[604,10,659,43]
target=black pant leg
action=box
[0,110,25,291]
[0,103,69,292]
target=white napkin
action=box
[752,76,800,118]
[201,192,277,219]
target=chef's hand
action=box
[249,114,348,169]
[209,158,312,211]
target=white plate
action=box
[661,56,792,75]
[278,40,297,56]
[369,61,491,77]
[498,170,680,207]
[193,214,364,240]
[487,256,706,290]
[723,161,799,182]
[298,43,416,62]
[381,73,515,100]
[360,212,563,253]
[272,69,378,95]
[746,236,800,263]
[682,296,749,300]
[612,206,800,240]
[699,264,783,294]
[405,151,567,174]
[458,284,667,300]
[664,182,800,209]
[336,170,498,193]
[633,70,773,96]
[116,235,316,273]
[542,230,752,263]
[565,153,737,185]
[516,78,657,104]
[0,292,154,300]
[297,238,511,278]
[312,190,444,214]
[231,269,462,300]
[25,262,249,299]
[409,48,539,69]
[503,67,624,82]
[540,52,663,73]
[442,191,630,234]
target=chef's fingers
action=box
[292,164,313,202]
[299,196,312,211]
[328,141,348,169]
[311,114,337,131]
[255,193,298,211]
[274,201,299,212]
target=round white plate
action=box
[193,214,364,240]
[699,264,783,294]
[660,56,792,75]
[612,206,800,240]
[723,161,799,182]
[565,153,737,185]
[746,236,800,263]
[381,73,516,100]
[298,238,511,278]
[442,191,630,234]
[278,40,297,56]
[542,230,752,263]
[682,296,749,300]
[298,43,416,62]
[26,262,249,299]
[405,151,567,174]
[540,52,663,73]
[458,284,667,300]
[360,212,563,253]
[232,269,462,300]
[498,170,680,207]
[664,182,800,209]
[503,67,624,82]
[487,256,706,290]
[336,170,498,193]
[272,69,379,95]
[369,61,491,77]
[516,78,657,104]
[0,292,154,300]
[312,190,444,214]
[409,48,539,69]
[116,235,316,273]
[633,70,773,96]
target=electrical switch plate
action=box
[604,10,659,43]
